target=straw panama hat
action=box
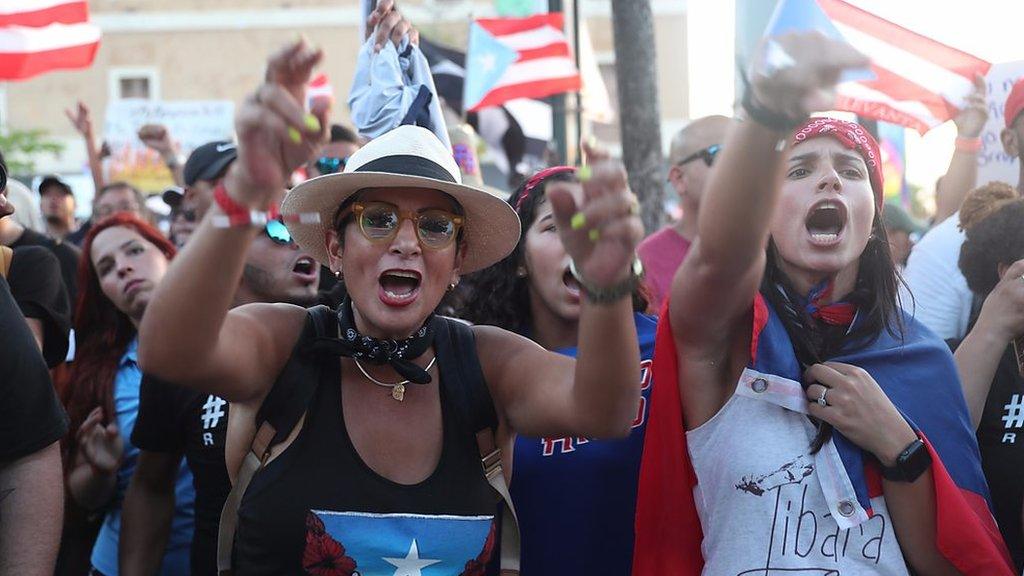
[282,125,521,274]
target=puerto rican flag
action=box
[463,13,581,112]
[0,0,101,81]
[632,295,1015,575]
[766,0,990,133]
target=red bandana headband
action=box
[791,117,885,213]
[513,166,577,212]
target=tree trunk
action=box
[610,0,665,235]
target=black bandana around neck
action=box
[312,297,437,385]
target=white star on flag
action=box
[382,539,441,576]
[477,53,497,73]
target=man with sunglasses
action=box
[637,115,732,309]
[119,144,321,576]
[305,124,360,178]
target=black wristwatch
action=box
[879,438,932,482]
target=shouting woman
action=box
[138,40,644,574]
[632,32,1013,576]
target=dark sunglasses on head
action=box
[313,156,348,175]
[677,144,722,168]
[264,219,293,245]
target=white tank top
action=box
[687,368,911,575]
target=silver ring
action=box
[816,388,829,407]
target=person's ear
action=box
[998,261,1010,279]
[326,228,344,275]
[1001,127,1019,159]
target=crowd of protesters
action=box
[2,3,1024,575]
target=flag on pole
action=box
[0,0,102,81]
[766,0,991,134]
[421,36,553,177]
[463,13,581,112]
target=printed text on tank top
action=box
[686,368,910,575]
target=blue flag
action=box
[764,0,873,82]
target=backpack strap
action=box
[217,305,336,576]
[438,317,521,572]
[0,245,12,279]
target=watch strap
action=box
[880,438,932,483]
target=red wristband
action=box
[955,137,982,153]
[211,182,320,228]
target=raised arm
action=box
[138,124,185,188]
[137,40,329,402]
[480,163,644,439]
[669,34,869,349]
[953,258,1024,428]
[934,76,987,224]
[65,101,105,193]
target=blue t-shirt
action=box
[511,313,657,575]
[91,338,196,575]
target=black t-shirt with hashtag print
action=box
[950,339,1024,571]
[133,374,231,576]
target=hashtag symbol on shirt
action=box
[1002,394,1024,429]
[201,395,227,430]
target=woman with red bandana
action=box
[632,32,1014,575]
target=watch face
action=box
[894,439,932,482]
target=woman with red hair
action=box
[61,213,194,576]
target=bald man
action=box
[638,115,732,309]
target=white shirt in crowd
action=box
[899,212,973,341]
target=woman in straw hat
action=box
[138,39,644,574]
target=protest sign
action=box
[103,100,234,192]
[977,61,1024,189]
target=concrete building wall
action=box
[5,0,692,176]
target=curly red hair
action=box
[59,213,176,460]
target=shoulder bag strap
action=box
[0,245,12,279]
[217,306,336,575]
[441,318,521,572]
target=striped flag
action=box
[767,0,991,134]
[0,0,101,81]
[463,13,581,112]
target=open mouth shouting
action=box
[562,265,581,301]
[378,269,422,307]
[291,256,318,284]
[804,200,847,247]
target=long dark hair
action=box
[60,213,176,461]
[457,169,649,332]
[762,211,905,452]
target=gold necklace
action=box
[352,356,437,402]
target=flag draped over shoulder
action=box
[632,295,1015,575]
[766,0,990,133]
[0,0,101,81]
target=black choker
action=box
[312,298,437,385]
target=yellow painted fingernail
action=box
[304,113,321,132]
[588,229,601,242]
[570,212,587,230]
[578,165,592,182]
[288,127,302,144]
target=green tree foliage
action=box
[0,129,64,174]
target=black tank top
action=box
[233,313,500,575]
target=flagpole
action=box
[572,0,582,165]
[549,0,568,165]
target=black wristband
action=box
[737,68,806,133]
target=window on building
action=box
[109,68,160,100]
